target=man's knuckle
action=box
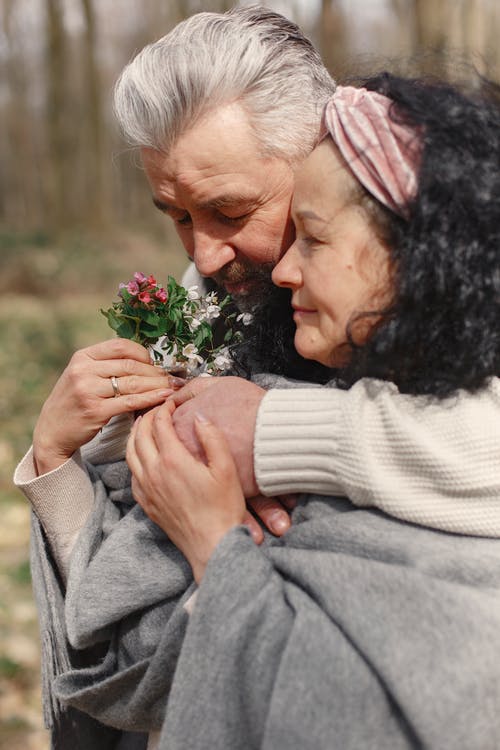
[66,361,84,382]
[122,394,137,410]
[109,338,129,357]
[125,375,139,393]
[119,358,133,375]
[72,377,90,402]
[249,496,273,513]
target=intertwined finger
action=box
[168,376,219,406]
[91,358,169,380]
[151,400,189,458]
[247,494,291,536]
[126,413,157,481]
[193,414,235,474]
[84,338,151,363]
[98,374,172,399]
[242,510,265,545]
[280,494,298,510]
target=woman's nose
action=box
[272,243,301,288]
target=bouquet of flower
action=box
[101,272,243,376]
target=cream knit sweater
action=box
[14,376,500,583]
[255,377,500,536]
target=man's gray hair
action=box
[113,5,336,164]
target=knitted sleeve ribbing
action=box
[254,377,500,537]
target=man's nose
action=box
[192,229,236,277]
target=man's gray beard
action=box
[233,278,276,312]
[214,261,276,312]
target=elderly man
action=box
[14,6,500,750]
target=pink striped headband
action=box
[323,86,422,218]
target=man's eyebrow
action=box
[198,193,256,211]
[152,193,256,213]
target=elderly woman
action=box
[40,73,500,750]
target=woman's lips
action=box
[292,305,317,320]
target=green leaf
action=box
[116,320,137,339]
[101,307,123,333]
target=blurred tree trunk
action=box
[392,0,492,78]
[0,0,20,223]
[1,0,44,228]
[485,1,500,79]
[390,0,446,73]
[80,0,105,225]
[460,0,488,73]
[412,0,446,73]
[45,0,71,227]
[318,0,350,78]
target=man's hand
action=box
[170,376,262,495]
[170,376,294,537]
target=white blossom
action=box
[187,285,201,300]
[237,312,254,326]
[187,315,202,331]
[182,343,204,365]
[148,338,182,371]
[205,304,221,320]
[213,348,233,372]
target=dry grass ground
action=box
[0,227,186,748]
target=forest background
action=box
[1,1,499,747]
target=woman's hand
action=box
[168,376,295,538]
[126,400,246,583]
[33,338,178,475]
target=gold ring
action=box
[110,375,121,397]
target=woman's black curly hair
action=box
[234,72,500,398]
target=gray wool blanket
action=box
[32,458,500,750]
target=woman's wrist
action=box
[185,523,242,584]
[33,440,74,476]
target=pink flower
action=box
[126,281,140,295]
[138,290,152,304]
[155,288,168,303]
[147,274,157,287]
[134,272,147,284]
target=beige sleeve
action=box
[13,447,94,580]
[13,413,134,581]
[254,377,500,537]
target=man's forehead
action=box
[143,103,278,183]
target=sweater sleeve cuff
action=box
[13,446,94,538]
[81,412,134,465]
[254,388,346,497]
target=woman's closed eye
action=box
[298,233,323,251]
